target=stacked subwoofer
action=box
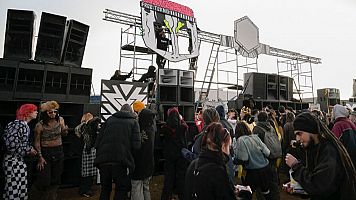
[157,69,195,122]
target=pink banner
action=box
[142,0,194,17]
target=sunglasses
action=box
[47,110,58,114]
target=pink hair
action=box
[16,104,37,120]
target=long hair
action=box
[40,110,59,125]
[201,122,230,152]
[16,104,37,120]
[235,121,252,139]
[310,113,356,182]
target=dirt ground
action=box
[58,175,306,200]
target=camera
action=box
[292,140,303,148]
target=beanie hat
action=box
[333,104,349,119]
[132,101,145,112]
[40,101,59,112]
[293,112,320,134]
[215,105,225,119]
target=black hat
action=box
[293,112,320,134]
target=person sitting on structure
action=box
[156,28,171,69]
[110,70,132,81]
[134,65,156,83]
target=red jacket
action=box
[331,117,356,138]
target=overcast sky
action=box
[0,0,355,99]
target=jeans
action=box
[80,176,94,194]
[99,164,131,200]
[131,177,151,200]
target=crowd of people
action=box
[1,99,356,200]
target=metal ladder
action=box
[198,43,220,101]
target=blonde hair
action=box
[81,113,93,123]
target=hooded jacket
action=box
[291,140,356,200]
[331,117,356,138]
[132,109,156,180]
[185,149,236,200]
[94,111,141,173]
[216,105,234,138]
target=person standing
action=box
[285,112,356,200]
[3,104,38,200]
[185,122,236,200]
[234,121,274,200]
[160,107,189,200]
[95,104,141,200]
[131,108,156,200]
[31,101,68,200]
[75,113,100,197]
[156,29,171,69]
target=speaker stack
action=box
[317,88,340,112]
[3,9,89,68]
[61,20,89,67]
[157,69,195,122]
[243,72,294,101]
[35,12,67,63]
[3,9,35,60]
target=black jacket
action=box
[291,141,355,200]
[185,149,236,200]
[132,109,156,180]
[161,123,187,161]
[94,111,141,173]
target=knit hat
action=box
[333,104,349,119]
[132,101,145,113]
[40,101,59,112]
[293,112,320,134]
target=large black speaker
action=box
[317,88,340,112]
[243,72,267,99]
[61,20,89,67]
[279,75,293,101]
[35,12,67,63]
[3,9,35,60]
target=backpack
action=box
[340,129,356,157]
[255,125,282,159]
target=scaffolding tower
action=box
[103,8,320,105]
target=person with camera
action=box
[285,112,356,200]
[30,101,68,200]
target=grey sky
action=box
[0,0,355,99]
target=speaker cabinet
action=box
[243,72,267,99]
[158,69,178,85]
[279,76,293,101]
[267,74,278,100]
[61,20,89,67]
[35,12,67,63]
[4,9,35,60]
[317,88,341,112]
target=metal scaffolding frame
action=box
[103,8,320,103]
[277,59,315,103]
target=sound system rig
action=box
[152,68,195,174]
[156,68,195,122]
[317,88,340,112]
[1,9,91,187]
[228,72,309,111]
